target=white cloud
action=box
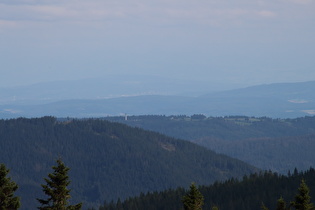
[257,10,276,18]
[0,0,314,88]
[0,2,121,21]
[0,0,313,34]
[0,0,285,27]
[289,0,313,4]
[0,20,17,27]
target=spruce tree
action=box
[276,197,287,210]
[291,179,315,210]
[0,163,20,210]
[182,182,204,210]
[37,159,82,210]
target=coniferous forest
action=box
[0,117,256,209]
[98,168,315,210]
[106,115,315,173]
[0,115,315,209]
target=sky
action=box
[0,0,315,89]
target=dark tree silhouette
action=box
[291,179,315,210]
[182,183,204,210]
[0,163,20,209]
[37,159,82,210]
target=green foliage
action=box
[37,159,82,210]
[0,164,20,209]
[276,197,287,210]
[182,183,204,210]
[99,168,315,210]
[291,179,315,210]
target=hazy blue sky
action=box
[1,0,314,88]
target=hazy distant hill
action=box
[0,75,214,105]
[198,80,315,117]
[0,117,256,209]
[0,80,314,118]
[106,115,315,173]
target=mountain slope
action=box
[99,168,315,210]
[196,134,315,173]
[106,115,315,173]
[0,117,257,209]
[107,115,315,141]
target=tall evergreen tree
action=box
[0,163,20,210]
[182,183,204,210]
[37,159,82,210]
[291,179,315,210]
[276,197,287,210]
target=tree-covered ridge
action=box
[197,134,315,173]
[0,117,257,209]
[105,115,315,173]
[105,115,315,141]
[98,168,315,210]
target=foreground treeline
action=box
[0,159,82,209]
[97,168,315,210]
[3,160,315,210]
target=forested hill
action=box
[0,117,257,209]
[197,134,315,174]
[105,115,315,141]
[106,115,315,173]
[98,168,315,210]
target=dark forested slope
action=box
[105,115,315,141]
[98,168,315,210]
[106,115,315,173]
[0,117,256,209]
[196,134,315,173]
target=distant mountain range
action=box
[0,75,217,105]
[0,80,314,118]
